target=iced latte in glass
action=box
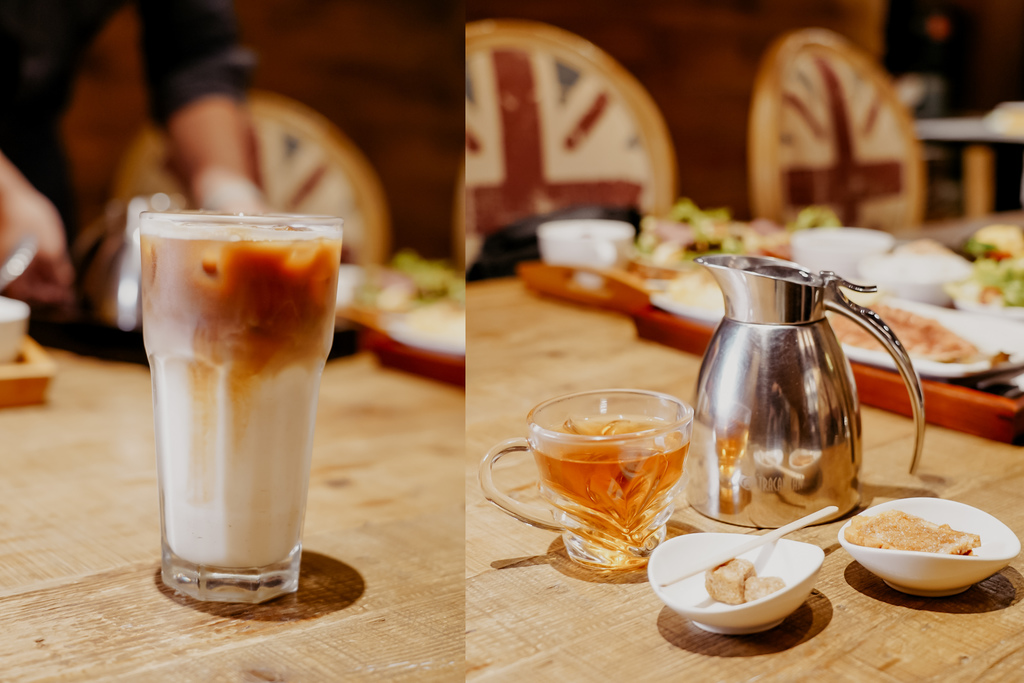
[140,212,342,603]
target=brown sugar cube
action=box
[744,575,785,602]
[705,558,755,605]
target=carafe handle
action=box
[822,273,926,475]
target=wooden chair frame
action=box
[465,19,678,221]
[748,28,925,229]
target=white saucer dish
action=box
[837,498,1020,597]
[0,296,29,364]
[648,533,824,635]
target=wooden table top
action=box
[0,349,464,682]
[466,277,1024,682]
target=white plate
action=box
[648,534,824,635]
[952,297,1024,321]
[838,297,1024,378]
[838,498,1020,597]
[650,293,724,325]
[386,317,465,357]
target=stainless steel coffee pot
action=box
[685,254,925,528]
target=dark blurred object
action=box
[467,205,640,281]
[886,0,968,118]
[63,1,461,261]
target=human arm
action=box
[165,94,264,213]
[138,0,263,212]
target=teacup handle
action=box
[478,438,561,531]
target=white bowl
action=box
[790,227,895,281]
[838,498,1020,597]
[536,219,635,270]
[858,252,973,306]
[0,296,29,364]
[647,533,824,635]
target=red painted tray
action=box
[338,306,464,387]
[359,328,464,387]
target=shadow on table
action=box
[154,551,365,621]
[859,482,939,510]
[843,561,1022,613]
[656,589,833,656]
[488,520,709,585]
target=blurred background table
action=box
[916,117,1024,218]
[0,349,463,682]
[466,277,1024,681]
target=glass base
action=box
[562,525,666,571]
[161,542,302,604]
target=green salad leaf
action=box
[668,197,731,224]
[786,206,842,232]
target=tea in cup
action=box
[479,389,693,570]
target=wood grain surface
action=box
[466,277,1024,682]
[0,351,464,682]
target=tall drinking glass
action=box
[140,212,342,603]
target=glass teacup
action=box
[479,389,694,570]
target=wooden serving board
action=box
[632,305,1024,444]
[0,337,57,408]
[517,261,651,314]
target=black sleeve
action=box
[136,0,255,124]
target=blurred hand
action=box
[196,167,267,214]
[0,184,75,306]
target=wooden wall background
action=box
[62,0,463,260]
[466,0,887,220]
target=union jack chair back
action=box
[113,90,391,265]
[748,28,925,231]
[465,20,677,255]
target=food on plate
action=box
[844,510,981,555]
[634,198,840,269]
[946,256,1024,309]
[705,558,785,605]
[829,303,993,364]
[664,268,725,312]
[964,224,1024,260]
[403,301,465,345]
[357,249,465,312]
[786,205,842,232]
